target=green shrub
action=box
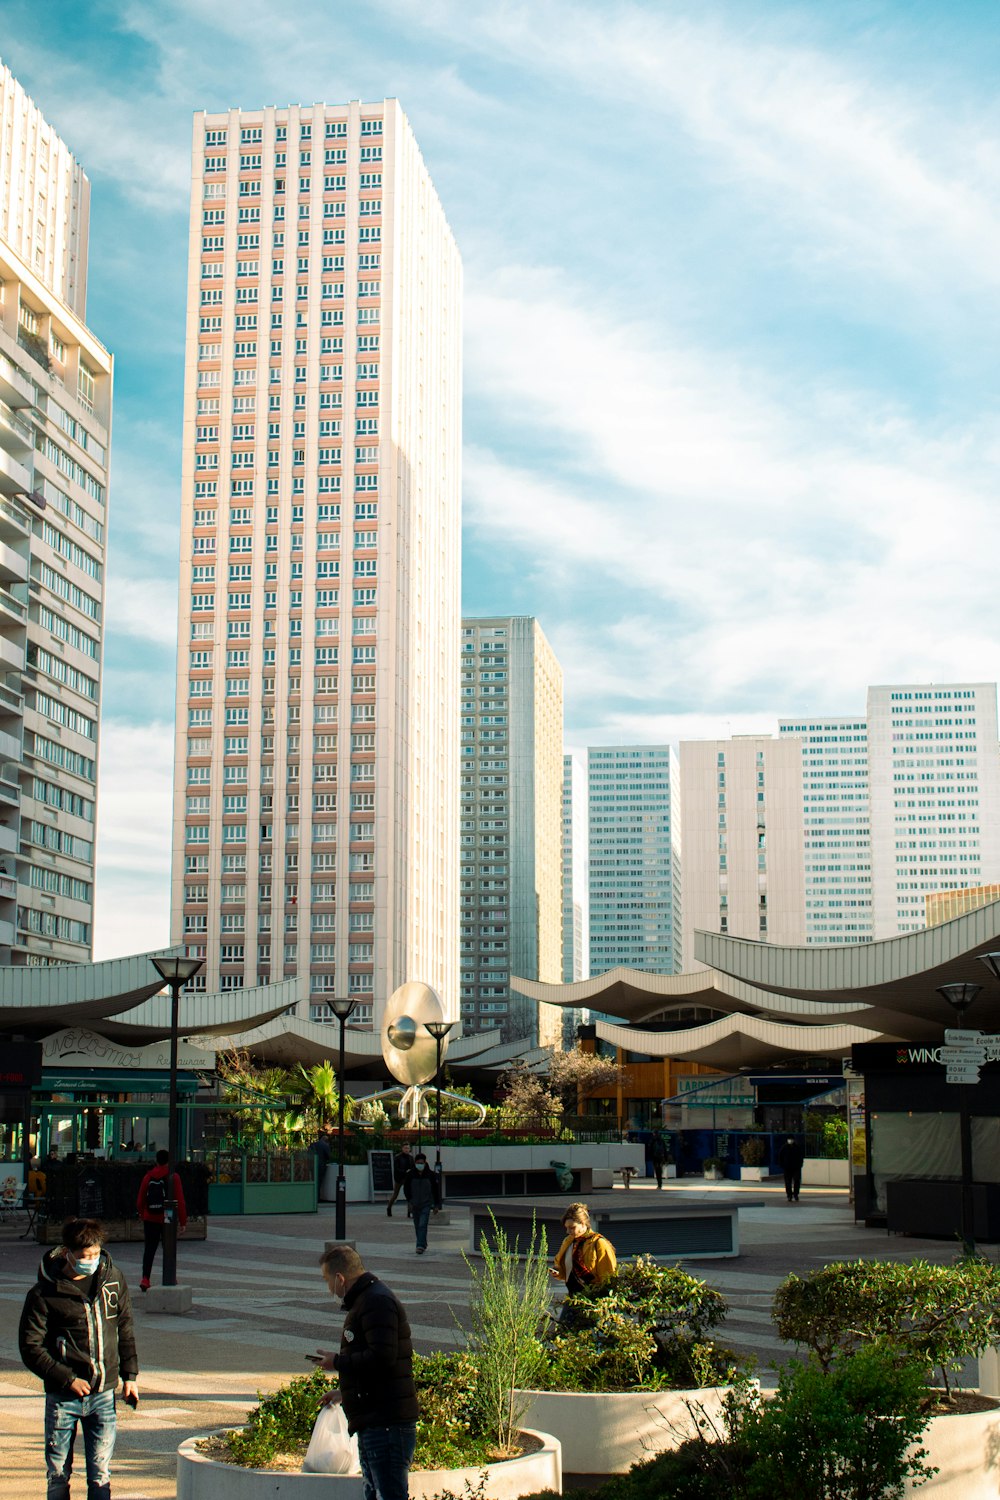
[464,1213,551,1451]
[225,1368,329,1467]
[702,1156,726,1174]
[412,1351,493,1469]
[739,1138,766,1167]
[773,1256,1000,1400]
[537,1256,740,1393]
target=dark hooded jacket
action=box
[18,1247,138,1396]
[332,1272,418,1434]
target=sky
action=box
[5,0,1000,958]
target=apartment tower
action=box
[560,751,589,1046]
[679,735,806,965]
[588,745,681,977]
[460,617,564,1045]
[0,60,112,965]
[171,101,461,1026]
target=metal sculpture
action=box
[353,981,486,1129]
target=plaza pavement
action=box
[0,1179,962,1500]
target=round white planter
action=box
[516,1386,731,1473]
[904,1400,1000,1499]
[176,1428,561,1500]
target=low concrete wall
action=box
[516,1386,731,1473]
[177,1429,561,1500]
[320,1165,370,1204]
[801,1158,850,1187]
[904,1401,1000,1498]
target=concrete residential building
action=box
[679,735,806,966]
[0,61,112,965]
[459,617,564,1046]
[780,684,1000,942]
[170,100,461,1028]
[560,751,589,1047]
[588,745,681,978]
[778,715,871,945]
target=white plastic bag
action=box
[302,1401,361,1475]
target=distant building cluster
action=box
[3,60,1000,1054]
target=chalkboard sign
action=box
[369,1149,395,1198]
[78,1177,103,1218]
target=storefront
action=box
[852,1040,1000,1239]
[33,1027,215,1161]
[0,1040,43,1165]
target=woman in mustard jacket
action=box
[550,1202,617,1296]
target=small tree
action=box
[773,1256,1000,1402]
[463,1214,550,1451]
[497,1063,561,1128]
[548,1044,622,1107]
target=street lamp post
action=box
[329,998,357,1241]
[425,1020,456,1189]
[938,980,982,1252]
[151,954,204,1287]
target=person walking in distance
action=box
[136,1149,187,1291]
[19,1217,139,1500]
[385,1142,412,1217]
[649,1130,669,1189]
[314,1245,418,1500]
[778,1135,805,1203]
[402,1152,440,1254]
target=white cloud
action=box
[463,272,1000,723]
[92,720,174,959]
[104,576,179,651]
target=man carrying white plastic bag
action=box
[302,1400,360,1475]
[307,1245,418,1499]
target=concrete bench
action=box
[463,1193,764,1260]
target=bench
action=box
[463,1193,765,1260]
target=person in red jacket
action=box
[136,1151,187,1292]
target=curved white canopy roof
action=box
[594,1014,883,1070]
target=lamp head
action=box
[937,981,982,1015]
[152,954,204,986]
[330,998,358,1023]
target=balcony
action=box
[0,446,30,496]
[0,353,33,409]
[0,822,17,855]
[0,680,23,718]
[0,401,33,460]
[0,586,26,624]
[0,495,30,541]
[0,727,20,762]
[0,635,24,674]
[0,538,27,586]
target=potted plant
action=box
[517,1255,746,1473]
[567,1344,935,1500]
[702,1155,725,1181]
[177,1215,562,1498]
[773,1257,1000,1498]
[739,1137,766,1182]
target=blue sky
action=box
[5,0,1000,957]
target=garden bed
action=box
[177,1428,561,1500]
[516,1384,732,1473]
[904,1394,1000,1498]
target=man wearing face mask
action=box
[402,1152,441,1255]
[19,1218,139,1500]
[315,1245,418,1500]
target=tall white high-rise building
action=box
[170,100,461,1027]
[588,745,681,977]
[459,617,564,1045]
[866,683,1000,937]
[0,61,112,965]
[777,714,871,944]
[560,752,589,1047]
[679,735,806,964]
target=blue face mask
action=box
[72,1252,100,1274]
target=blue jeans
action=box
[412,1203,431,1250]
[357,1421,416,1500]
[44,1389,116,1500]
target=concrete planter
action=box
[516,1386,731,1473]
[739,1167,765,1182]
[904,1399,1000,1498]
[703,1168,723,1182]
[177,1429,561,1500]
[801,1158,850,1187]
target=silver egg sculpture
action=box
[381,981,448,1086]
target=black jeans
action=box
[357,1421,416,1500]
[142,1219,164,1279]
[784,1166,802,1200]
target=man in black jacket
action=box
[316,1245,417,1500]
[402,1152,441,1254]
[19,1218,139,1500]
[779,1135,806,1202]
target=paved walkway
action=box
[0,1180,958,1499]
